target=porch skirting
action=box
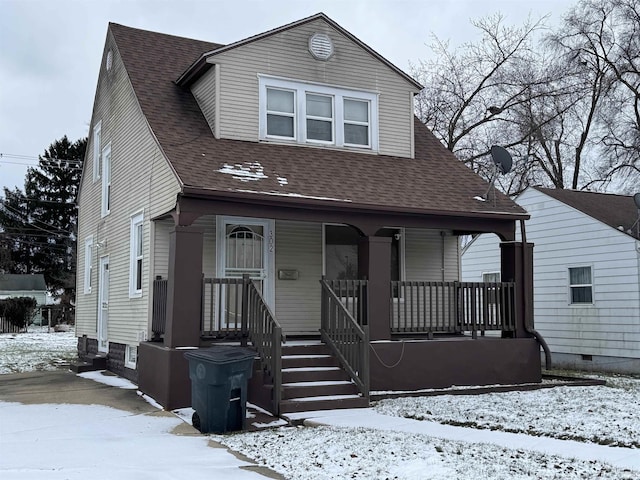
[369,337,541,392]
[138,342,192,410]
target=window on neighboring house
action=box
[129,212,144,298]
[569,266,593,304]
[259,76,378,150]
[101,143,111,217]
[92,121,102,182]
[482,272,501,304]
[83,236,93,294]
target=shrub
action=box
[0,297,38,329]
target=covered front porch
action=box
[138,193,541,413]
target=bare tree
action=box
[414,3,640,195]
[412,14,549,189]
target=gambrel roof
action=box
[534,187,639,240]
[108,19,527,220]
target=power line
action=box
[0,152,84,165]
[0,203,71,237]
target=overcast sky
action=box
[0,0,576,193]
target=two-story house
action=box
[76,13,542,413]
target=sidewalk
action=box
[287,408,640,471]
[0,370,283,480]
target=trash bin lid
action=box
[184,345,255,364]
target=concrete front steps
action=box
[70,353,107,373]
[278,342,369,414]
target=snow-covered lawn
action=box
[374,378,640,448]
[0,326,77,374]
[216,424,637,479]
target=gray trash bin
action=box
[184,346,255,434]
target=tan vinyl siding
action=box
[275,220,322,335]
[191,67,217,137]
[405,229,459,282]
[209,18,416,157]
[394,229,459,329]
[75,31,180,345]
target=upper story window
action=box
[569,266,592,304]
[259,76,378,151]
[101,143,111,217]
[92,121,102,182]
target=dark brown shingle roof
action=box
[109,22,526,219]
[535,187,639,240]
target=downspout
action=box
[520,219,552,369]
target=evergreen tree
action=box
[0,136,86,298]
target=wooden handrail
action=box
[320,278,369,399]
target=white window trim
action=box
[101,143,111,217]
[265,87,296,140]
[83,236,93,294]
[568,265,594,306]
[92,121,102,182]
[129,211,144,298]
[259,75,379,151]
[125,345,137,369]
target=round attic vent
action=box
[308,33,334,61]
[106,50,113,71]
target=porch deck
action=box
[147,275,532,414]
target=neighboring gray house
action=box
[0,274,48,327]
[462,187,640,374]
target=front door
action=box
[97,256,109,352]
[216,217,274,328]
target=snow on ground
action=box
[2,331,640,479]
[215,424,638,480]
[374,380,640,448]
[0,326,77,374]
[0,401,268,480]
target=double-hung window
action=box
[569,266,593,304]
[260,76,378,150]
[92,121,101,182]
[266,88,295,139]
[129,212,144,298]
[306,94,333,143]
[83,236,93,294]
[101,143,111,217]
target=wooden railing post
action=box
[241,274,250,347]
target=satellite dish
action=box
[478,145,514,205]
[490,145,513,175]
[634,193,640,209]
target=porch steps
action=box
[69,353,107,374]
[278,343,369,414]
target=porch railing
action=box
[390,281,516,337]
[201,277,248,338]
[326,279,368,326]
[245,279,283,415]
[320,278,370,399]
